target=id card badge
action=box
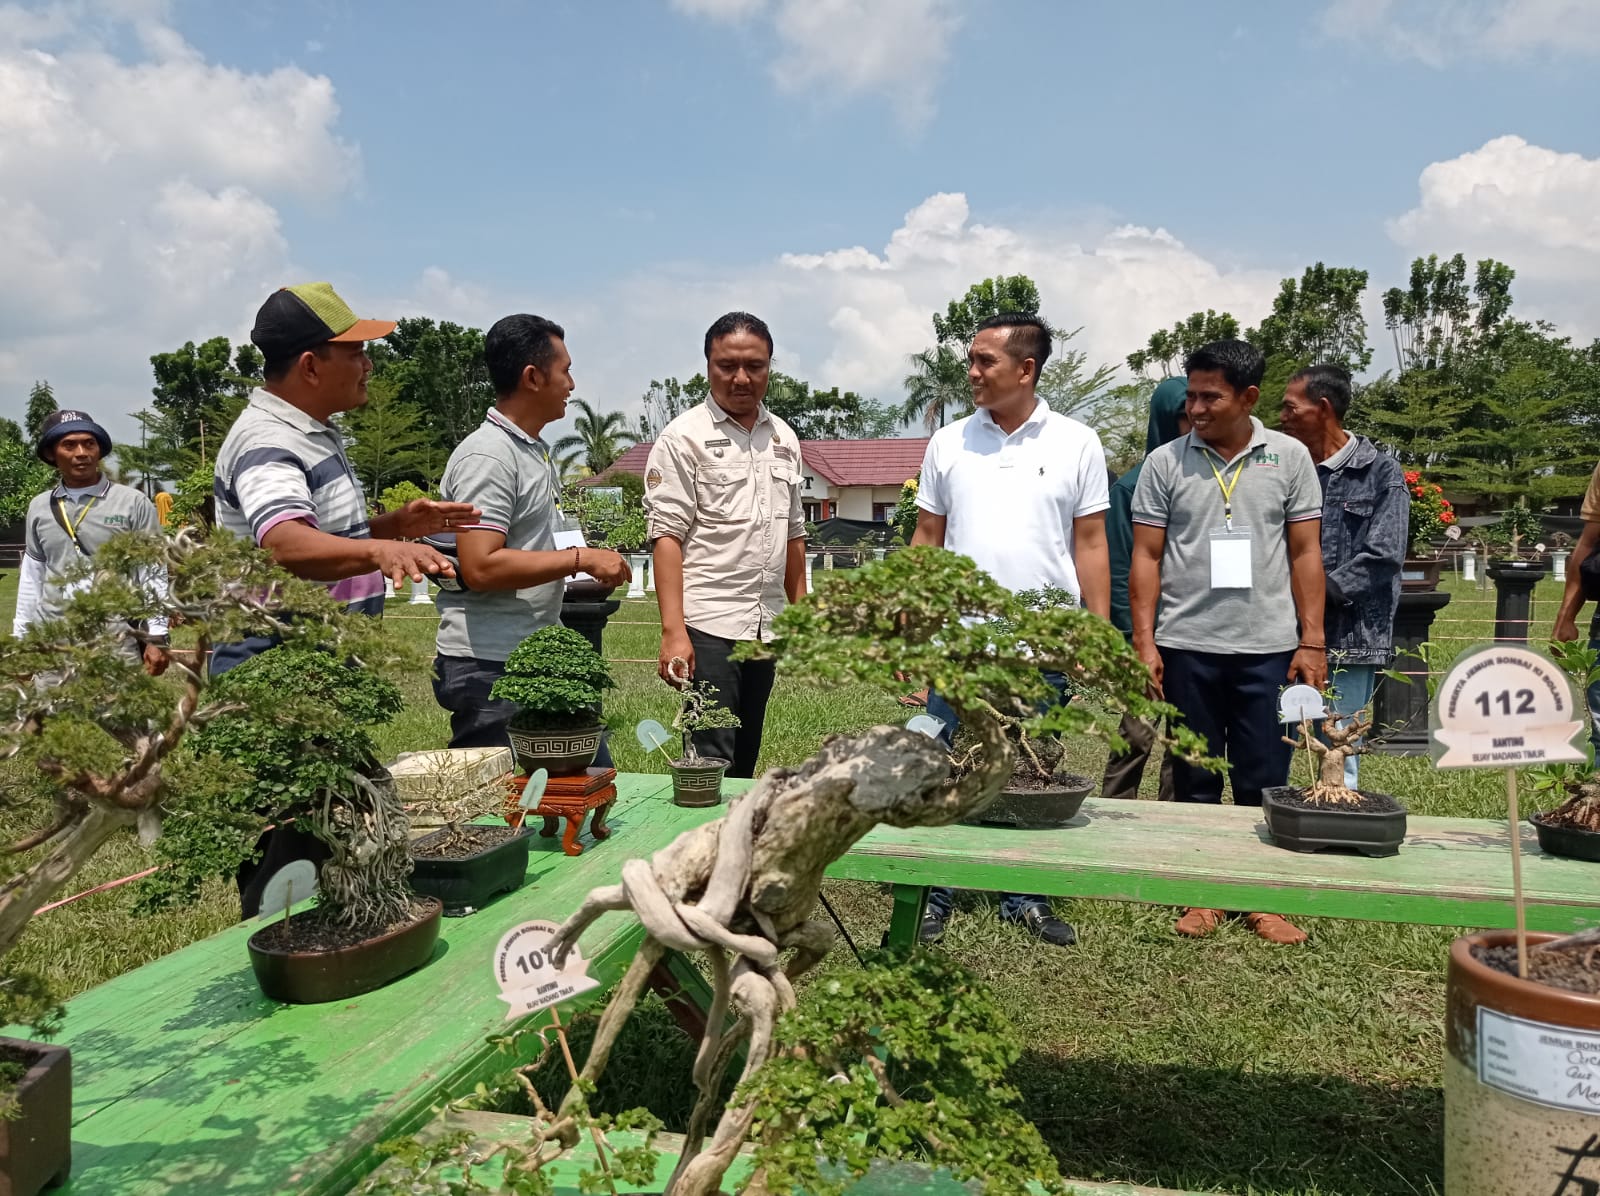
[1209,528,1253,589]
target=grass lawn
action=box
[2,563,1577,1195]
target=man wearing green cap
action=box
[214,282,479,914]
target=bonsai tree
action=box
[1281,713,1373,805]
[0,529,392,1051]
[151,646,412,931]
[501,547,1200,1194]
[670,680,739,764]
[1492,498,1544,560]
[489,626,614,731]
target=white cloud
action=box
[395,193,1285,443]
[0,2,358,436]
[671,0,962,129]
[1388,135,1600,332]
[1319,0,1600,64]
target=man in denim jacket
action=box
[1280,364,1409,785]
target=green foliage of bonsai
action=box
[491,626,615,729]
[377,479,430,513]
[740,949,1068,1196]
[671,680,740,763]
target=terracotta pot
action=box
[506,718,603,777]
[0,1038,70,1196]
[1261,786,1407,857]
[960,774,1094,829]
[247,897,443,1005]
[1532,811,1600,863]
[1400,557,1446,593]
[671,757,729,808]
[1445,930,1600,1194]
[409,827,534,916]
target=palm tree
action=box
[897,346,970,433]
[550,398,639,475]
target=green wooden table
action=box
[35,771,1599,1194]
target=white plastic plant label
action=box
[1278,684,1326,725]
[256,859,317,921]
[635,718,671,752]
[1478,1006,1600,1114]
[905,714,945,739]
[493,919,600,1020]
[517,767,549,811]
[1432,643,1587,768]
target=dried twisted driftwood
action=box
[546,715,1012,1196]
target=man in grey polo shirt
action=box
[13,409,169,674]
[1130,339,1326,945]
[433,314,631,748]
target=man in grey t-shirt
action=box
[1130,340,1326,945]
[432,314,630,748]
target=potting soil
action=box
[1005,769,1092,793]
[1273,787,1403,815]
[1473,942,1600,995]
[413,824,520,860]
[253,898,436,954]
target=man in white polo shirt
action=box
[911,311,1111,948]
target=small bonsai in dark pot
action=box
[407,764,532,915]
[490,627,613,776]
[191,650,442,1005]
[666,680,740,807]
[1264,711,1407,857]
[955,721,1094,829]
[1530,770,1600,862]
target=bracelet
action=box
[1298,643,1326,650]
[571,547,581,577]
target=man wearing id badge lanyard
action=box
[14,410,170,676]
[1130,340,1327,945]
[431,314,632,749]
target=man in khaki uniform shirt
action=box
[644,311,807,777]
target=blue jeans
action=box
[924,672,1070,921]
[1327,664,1378,788]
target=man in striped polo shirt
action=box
[213,282,477,914]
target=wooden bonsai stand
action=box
[505,767,618,857]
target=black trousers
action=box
[1160,647,1295,806]
[686,625,776,778]
[1100,711,1176,801]
[432,652,614,762]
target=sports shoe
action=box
[1001,902,1076,947]
[918,904,949,943]
[1174,907,1226,938]
[1244,912,1307,945]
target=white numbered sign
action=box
[492,919,600,1020]
[1431,643,1587,769]
[1278,684,1326,725]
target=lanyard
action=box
[1205,453,1250,530]
[53,494,98,556]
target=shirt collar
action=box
[51,475,112,499]
[708,397,772,430]
[974,398,1049,436]
[252,387,336,437]
[1319,433,1360,472]
[486,406,548,450]
[1186,416,1268,459]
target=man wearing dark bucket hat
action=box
[13,409,171,676]
[213,282,479,915]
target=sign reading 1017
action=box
[1431,643,1587,770]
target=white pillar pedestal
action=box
[626,555,646,598]
[804,556,813,589]
[1555,550,1569,582]
[383,577,395,600]
[408,576,430,604]
[1462,549,1476,583]
[646,557,656,592]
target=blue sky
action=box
[2,0,1597,443]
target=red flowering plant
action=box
[1405,470,1456,557]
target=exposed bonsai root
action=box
[544,719,1013,1196]
[1544,781,1600,832]
[1283,714,1372,806]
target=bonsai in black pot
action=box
[190,649,442,1005]
[953,719,1094,829]
[406,762,534,915]
[665,679,740,808]
[490,626,614,776]
[1530,769,1600,862]
[1264,711,1407,856]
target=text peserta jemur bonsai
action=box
[0,529,392,1075]
[489,626,614,731]
[378,547,1201,1195]
[168,646,412,931]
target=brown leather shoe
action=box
[1244,912,1308,945]
[1174,907,1225,937]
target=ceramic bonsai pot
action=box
[1444,930,1600,1194]
[506,716,603,777]
[1400,557,1445,593]
[409,826,534,916]
[1261,786,1407,857]
[0,1038,70,1196]
[960,774,1094,829]
[1531,810,1600,863]
[247,896,443,1004]
[671,757,730,808]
